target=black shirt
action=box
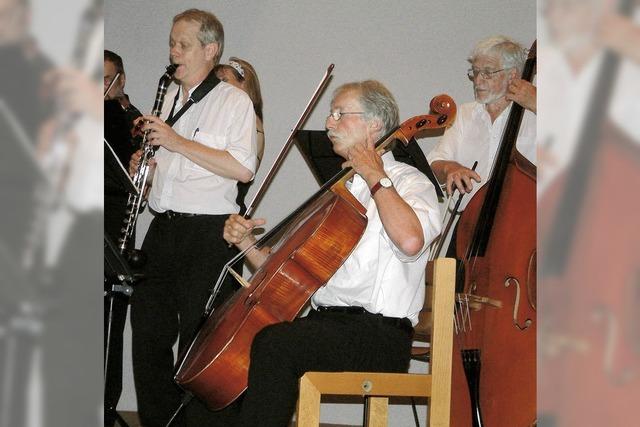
[104,97,142,196]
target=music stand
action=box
[104,233,136,427]
[104,136,137,427]
[294,130,444,200]
[104,138,137,195]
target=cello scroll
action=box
[393,94,456,147]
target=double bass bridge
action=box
[454,292,502,334]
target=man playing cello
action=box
[223,80,443,426]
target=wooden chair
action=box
[295,257,456,427]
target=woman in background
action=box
[215,57,265,216]
[215,57,264,163]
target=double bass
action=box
[450,42,537,426]
[174,95,457,410]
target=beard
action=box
[475,85,507,105]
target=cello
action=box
[450,42,537,426]
[174,95,457,410]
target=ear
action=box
[507,67,519,82]
[204,42,219,62]
[367,119,383,141]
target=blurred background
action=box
[537,0,640,425]
[0,0,102,426]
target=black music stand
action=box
[105,138,137,195]
[104,137,142,427]
[104,137,135,427]
[104,233,137,427]
[294,130,443,200]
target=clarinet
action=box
[118,64,177,261]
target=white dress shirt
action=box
[311,153,442,326]
[148,81,257,215]
[427,101,537,209]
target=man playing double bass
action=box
[426,35,537,426]
[427,35,536,201]
[223,80,443,426]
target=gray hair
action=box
[468,35,527,75]
[333,80,399,136]
[173,9,224,64]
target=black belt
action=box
[314,306,414,335]
[316,306,368,315]
[158,210,199,220]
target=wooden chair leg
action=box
[365,396,388,427]
[427,257,455,427]
[296,374,321,427]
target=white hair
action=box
[468,35,527,75]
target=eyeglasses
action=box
[467,68,509,80]
[327,111,365,121]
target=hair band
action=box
[227,60,245,78]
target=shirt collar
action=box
[472,100,513,124]
[178,81,203,103]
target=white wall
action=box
[105,0,535,423]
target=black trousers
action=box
[131,213,239,427]
[236,308,414,427]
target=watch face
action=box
[380,177,392,188]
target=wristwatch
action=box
[370,176,393,197]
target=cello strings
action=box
[205,237,258,313]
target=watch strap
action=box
[370,177,392,197]
[370,180,383,197]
